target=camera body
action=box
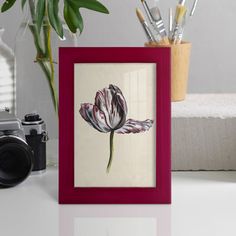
[0,111,48,187]
[0,111,26,144]
[22,113,48,173]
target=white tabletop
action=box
[0,167,236,236]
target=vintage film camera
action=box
[0,111,48,187]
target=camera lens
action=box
[0,138,33,187]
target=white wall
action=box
[1,0,236,93]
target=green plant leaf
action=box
[64,1,83,34]
[63,0,108,34]
[69,0,109,14]
[72,8,84,34]
[1,0,17,12]
[21,0,27,10]
[47,0,64,38]
[36,0,45,33]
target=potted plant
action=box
[1,0,109,115]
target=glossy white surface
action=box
[0,168,236,236]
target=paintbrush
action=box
[171,0,187,44]
[190,0,199,17]
[176,12,187,43]
[150,6,169,45]
[177,0,199,43]
[169,8,173,39]
[140,0,168,44]
[136,8,156,43]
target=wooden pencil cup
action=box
[145,42,191,102]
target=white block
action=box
[172,94,236,170]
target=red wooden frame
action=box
[59,47,171,204]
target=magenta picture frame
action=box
[59,47,171,204]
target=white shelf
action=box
[0,167,236,236]
[172,94,236,170]
[172,94,236,118]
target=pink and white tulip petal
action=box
[95,85,127,130]
[115,119,154,134]
[79,103,111,133]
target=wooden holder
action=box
[145,41,191,102]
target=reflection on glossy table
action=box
[0,167,236,236]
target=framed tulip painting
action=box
[59,47,171,204]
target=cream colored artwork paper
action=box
[74,63,156,187]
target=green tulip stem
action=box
[107,130,115,173]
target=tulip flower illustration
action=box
[79,84,154,173]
